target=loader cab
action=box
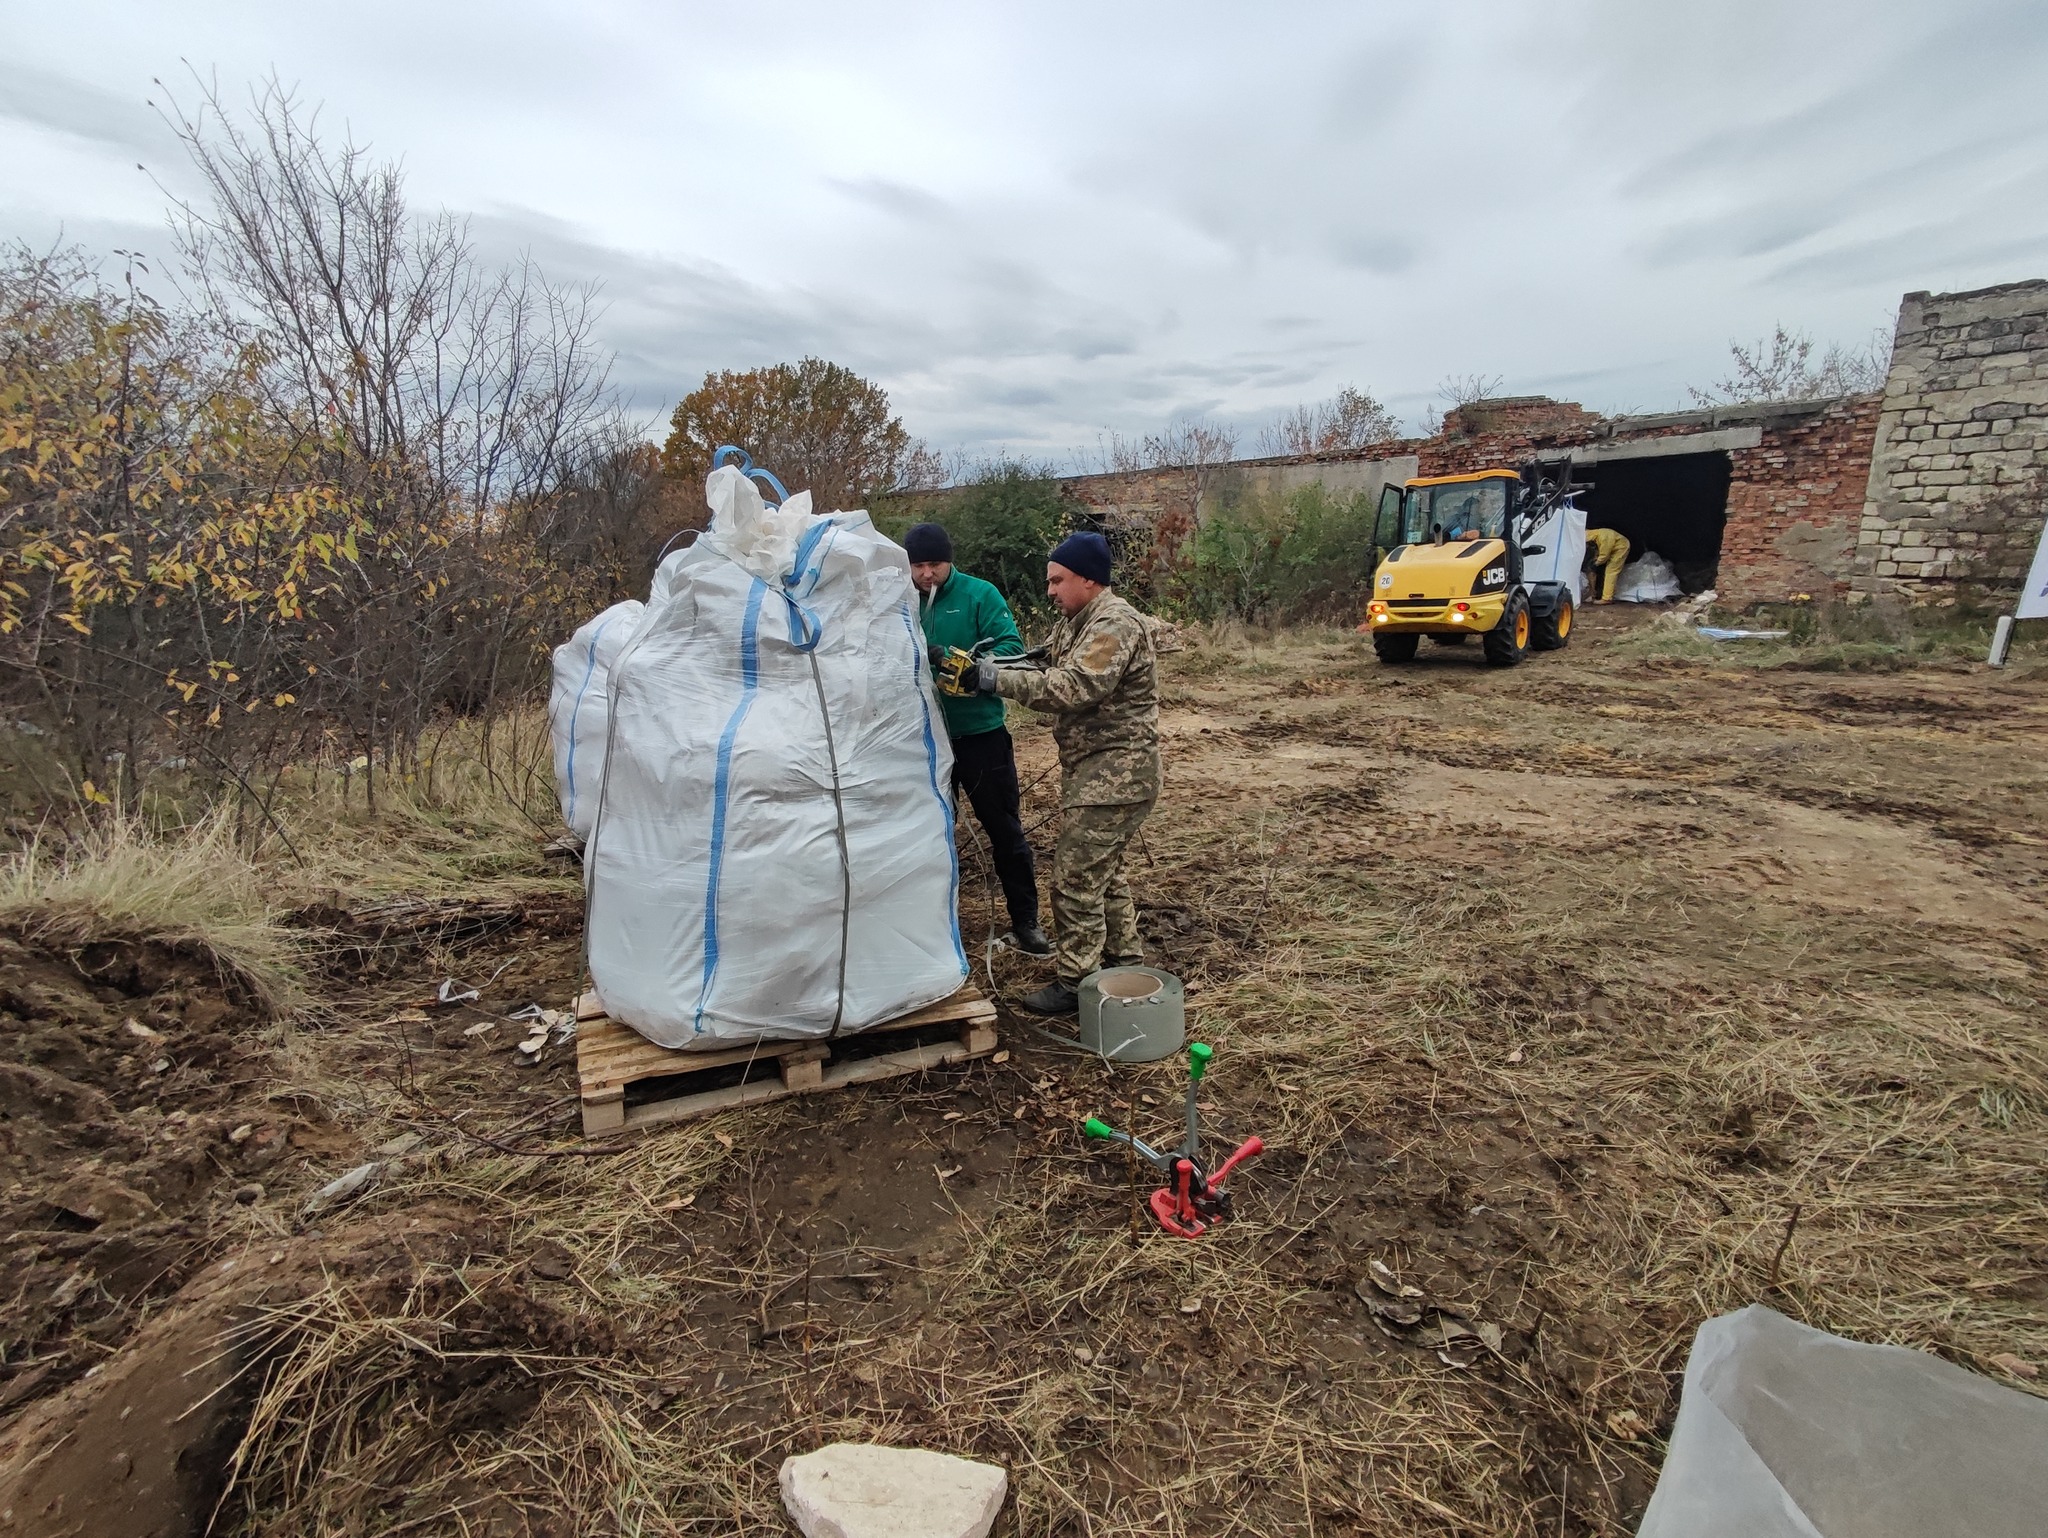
[1377,473,1515,548]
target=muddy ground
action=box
[3,607,2044,1536]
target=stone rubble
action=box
[779,1442,1006,1538]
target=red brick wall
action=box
[1719,394,1882,602]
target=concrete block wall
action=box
[1854,280,2048,597]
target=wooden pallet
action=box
[574,986,998,1137]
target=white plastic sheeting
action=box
[1520,496,1588,605]
[1638,1305,2048,1538]
[1614,551,1684,603]
[548,600,645,839]
[576,465,967,1050]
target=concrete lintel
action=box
[1562,426,1762,465]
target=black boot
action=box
[1019,980,1080,1016]
[1104,952,1143,968]
[1009,924,1052,956]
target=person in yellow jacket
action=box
[1588,526,1632,603]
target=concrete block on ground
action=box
[780,1443,1007,1538]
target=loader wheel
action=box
[1483,593,1530,667]
[1372,632,1420,664]
[1531,591,1574,651]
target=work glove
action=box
[972,658,1000,695]
[926,643,946,672]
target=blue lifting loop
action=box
[710,444,791,506]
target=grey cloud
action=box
[1320,32,1428,136]
[6,1,2046,458]
[1329,231,1415,274]
[1617,9,2048,196]
[987,383,1057,407]
[0,62,169,156]
[1046,327,1138,362]
[827,176,951,223]
[1765,223,2048,290]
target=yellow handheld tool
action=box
[934,645,980,698]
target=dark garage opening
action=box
[1568,450,1731,595]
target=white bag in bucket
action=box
[548,600,645,839]
[580,462,967,1049]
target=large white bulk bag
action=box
[581,464,967,1049]
[548,600,645,839]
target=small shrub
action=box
[880,463,1068,620]
[1174,484,1378,626]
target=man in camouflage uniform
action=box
[966,530,1158,1016]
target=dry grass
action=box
[0,805,304,1014]
[198,629,2048,1536]
[0,710,565,1024]
[274,708,562,898]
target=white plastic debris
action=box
[571,464,966,1050]
[510,1004,574,1061]
[779,1443,1006,1538]
[1638,1305,2048,1538]
[1697,627,1791,641]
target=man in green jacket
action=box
[908,522,1051,956]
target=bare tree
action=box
[1689,323,1893,407]
[1434,372,1506,417]
[1254,386,1403,457]
[1090,416,1238,477]
[155,74,624,789]
[162,74,615,528]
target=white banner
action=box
[2019,514,2048,620]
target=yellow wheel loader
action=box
[1358,465,1587,666]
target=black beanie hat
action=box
[904,522,953,564]
[1048,530,1113,586]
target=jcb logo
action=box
[1481,564,1507,587]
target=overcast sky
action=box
[4,0,2047,461]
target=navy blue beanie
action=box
[904,522,953,564]
[1049,530,1113,586]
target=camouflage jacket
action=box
[995,590,1160,806]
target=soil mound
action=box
[0,931,282,1413]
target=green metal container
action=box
[1077,966,1186,1062]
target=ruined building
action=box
[1053,278,2048,608]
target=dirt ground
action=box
[3,607,2044,1536]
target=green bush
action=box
[1179,484,1378,626]
[875,463,1068,620]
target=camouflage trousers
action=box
[1050,798,1155,984]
